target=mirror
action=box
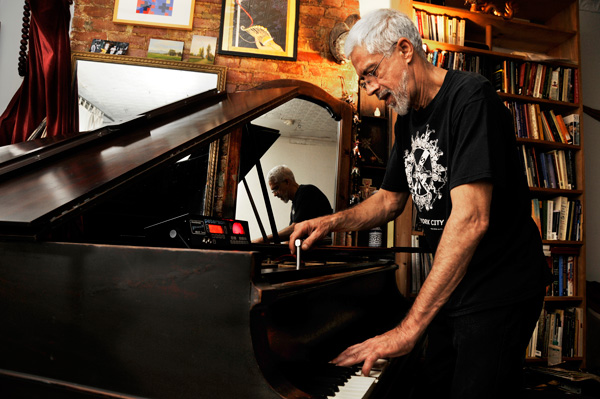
[235,98,340,241]
[72,52,227,132]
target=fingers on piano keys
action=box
[290,360,388,399]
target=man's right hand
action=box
[288,216,332,254]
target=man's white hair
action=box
[267,165,296,184]
[344,8,425,60]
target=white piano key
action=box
[327,375,376,399]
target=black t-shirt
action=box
[290,184,333,224]
[381,69,548,316]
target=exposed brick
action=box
[254,71,287,81]
[81,5,113,19]
[325,8,346,21]
[277,62,305,75]
[300,5,326,17]
[193,18,221,31]
[227,69,254,83]
[318,17,337,29]
[215,56,241,69]
[71,0,358,100]
[322,0,344,8]
[128,48,149,58]
[297,51,323,63]
[344,0,360,12]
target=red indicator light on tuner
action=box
[232,222,245,235]
[208,224,224,234]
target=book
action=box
[527,63,537,96]
[533,64,544,98]
[549,67,560,100]
[544,152,557,189]
[458,18,465,46]
[555,114,572,144]
[565,150,576,190]
[545,111,563,142]
[555,196,569,241]
[549,150,564,189]
[532,198,542,236]
[562,113,580,145]
[538,151,549,188]
[548,110,566,143]
[557,150,569,190]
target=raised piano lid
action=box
[0,86,303,240]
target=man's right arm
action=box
[289,188,409,253]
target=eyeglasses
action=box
[359,45,396,90]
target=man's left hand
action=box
[331,325,417,376]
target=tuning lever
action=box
[295,239,302,270]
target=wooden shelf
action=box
[529,188,583,197]
[414,1,577,56]
[544,296,585,302]
[516,138,581,151]
[542,240,583,246]
[403,0,586,368]
[422,39,579,68]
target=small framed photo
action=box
[147,38,184,61]
[113,0,196,30]
[189,35,218,64]
[218,0,299,61]
[90,39,129,55]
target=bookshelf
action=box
[386,0,586,367]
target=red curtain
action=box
[0,0,76,146]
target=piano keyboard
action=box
[287,360,388,399]
[327,373,377,398]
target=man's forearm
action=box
[399,182,492,340]
[327,190,408,232]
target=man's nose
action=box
[365,81,380,96]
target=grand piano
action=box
[0,78,423,398]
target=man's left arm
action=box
[332,180,493,375]
[252,223,296,244]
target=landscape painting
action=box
[189,35,217,64]
[147,38,184,61]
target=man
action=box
[254,165,332,243]
[288,9,549,399]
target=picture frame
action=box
[218,0,299,61]
[147,38,185,61]
[113,0,196,30]
[189,35,218,64]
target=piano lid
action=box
[0,86,301,239]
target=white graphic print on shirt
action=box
[403,125,448,213]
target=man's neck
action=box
[412,60,447,110]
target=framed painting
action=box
[113,0,196,30]
[218,0,299,61]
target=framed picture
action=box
[189,35,218,64]
[147,38,184,61]
[90,39,130,55]
[218,0,299,61]
[113,0,196,30]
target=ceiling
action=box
[252,98,339,142]
[77,60,338,142]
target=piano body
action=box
[0,80,421,398]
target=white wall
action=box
[235,136,338,241]
[0,0,25,113]
[580,6,600,282]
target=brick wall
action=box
[70,0,360,99]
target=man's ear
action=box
[397,38,414,63]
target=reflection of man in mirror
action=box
[253,165,332,243]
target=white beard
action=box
[390,69,410,116]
